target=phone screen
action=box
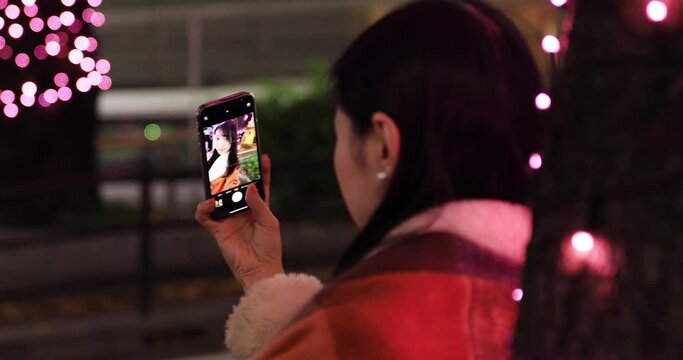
[198,93,262,218]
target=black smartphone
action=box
[196,91,265,220]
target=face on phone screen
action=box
[199,97,262,217]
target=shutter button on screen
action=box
[231,191,243,203]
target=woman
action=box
[207,120,250,194]
[196,0,543,358]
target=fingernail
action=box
[246,184,255,199]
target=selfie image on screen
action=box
[203,112,261,196]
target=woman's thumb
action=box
[245,184,277,226]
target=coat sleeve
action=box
[225,273,323,359]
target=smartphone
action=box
[196,91,265,220]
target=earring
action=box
[376,171,388,180]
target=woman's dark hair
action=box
[332,0,543,274]
[208,120,239,177]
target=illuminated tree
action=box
[0,0,112,225]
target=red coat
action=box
[252,232,521,359]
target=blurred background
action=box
[0,0,561,358]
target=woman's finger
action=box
[195,198,216,226]
[245,183,277,227]
[261,153,271,205]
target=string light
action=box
[1,2,113,118]
[5,4,20,20]
[95,59,110,74]
[57,86,72,101]
[24,4,38,17]
[68,49,83,64]
[529,153,543,170]
[542,35,561,54]
[1,90,15,104]
[74,36,89,51]
[87,71,101,86]
[571,231,595,253]
[646,1,668,22]
[22,82,37,96]
[60,11,76,27]
[54,73,69,87]
[15,52,29,68]
[29,18,44,32]
[512,288,524,302]
[80,57,95,72]
[8,23,24,39]
[44,89,59,104]
[76,77,91,92]
[20,94,35,107]
[4,103,18,118]
[535,93,552,110]
[46,41,61,56]
[47,16,62,31]
[550,0,568,7]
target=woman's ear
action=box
[369,111,401,177]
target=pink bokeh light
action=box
[57,31,69,45]
[87,71,102,86]
[29,17,44,32]
[646,1,668,22]
[90,12,105,27]
[76,77,91,92]
[44,89,59,104]
[1,90,15,104]
[54,72,69,87]
[0,17,4,31]
[74,36,89,51]
[4,103,18,118]
[22,81,37,96]
[87,37,98,52]
[61,0,76,6]
[46,41,61,56]
[33,44,47,60]
[571,231,595,253]
[0,36,5,49]
[68,49,83,64]
[0,0,7,11]
[88,0,103,7]
[24,4,38,17]
[535,92,552,110]
[550,0,568,7]
[9,23,24,39]
[98,75,112,90]
[5,4,20,20]
[20,94,35,107]
[528,153,543,170]
[82,8,95,23]
[80,57,95,72]
[96,59,111,74]
[45,33,60,43]
[58,86,72,101]
[21,0,36,6]
[0,45,13,60]
[68,19,83,33]
[38,93,49,107]
[60,11,75,27]
[47,16,61,31]
[541,35,561,54]
[15,53,30,68]
[511,288,523,302]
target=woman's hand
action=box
[195,154,283,291]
